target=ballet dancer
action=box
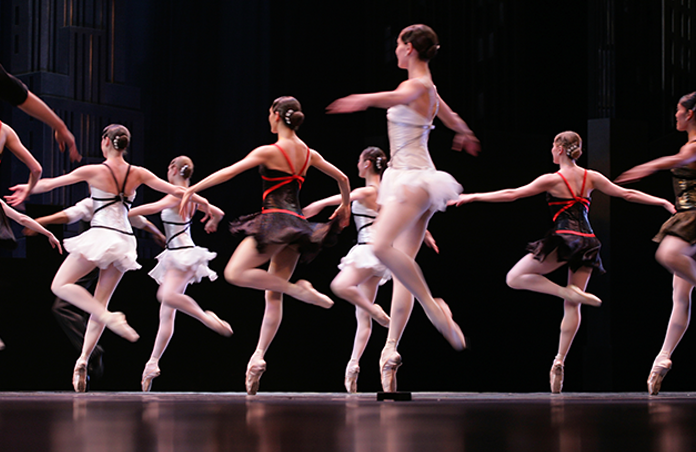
[453,131,675,393]
[616,91,696,395]
[9,124,211,392]
[327,24,478,391]
[128,156,231,392]
[180,96,351,394]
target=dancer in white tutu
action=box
[327,24,479,391]
[128,156,231,392]
[9,124,211,392]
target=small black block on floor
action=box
[377,391,412,401]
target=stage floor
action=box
[1,391,695,451]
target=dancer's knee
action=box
[330,278,349,299]
[505,270,523,290]
[224,265,245,286]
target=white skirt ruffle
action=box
[148,246,217,286]
[64,228,140,273]
[338,244,391,286]
[377,167,462,212]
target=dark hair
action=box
[272,96,305,131]
[400,24,439,61]
[554,131,583,160]
[102,124,130,151]
[361,146,387,177]
[679,92,696,111]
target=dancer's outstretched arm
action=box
[307,149,351,227]
[616,140,696,184]
[1,200,61,253]
[590,171,675,213]
[452,173,558,206]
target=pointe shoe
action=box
[205,311,233,337]
[566,285,602,307]
[73,362,88,393]
[648,359,672,395]
[294,280,334,309]
[380,349,402,393]
[141,360,161,392]
[100,312,140,342]
[345,362,360,393]
[372,305,390,328]
[434,298,466,351]
[246,354,267,395]
[550,362,564,394]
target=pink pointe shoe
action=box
[379,347,402,393]
[141,359,161,392]
[73,361,88,393]
[99,311,140,342]
[206,311,233,337]
[246,353,267,395]
[550,361,564,394]
[345,361,360,394]
[566,285,602,307]
[647,359,672,396]
[434,298,466,351]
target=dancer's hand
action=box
[452,131,480,156]
[326,95,370,114]
[664,200,677,214]
[55,127,81,162]
[151,230,167,248]
[5,184,30,206]
[330,203,351,229]
[424,230,439,254]
[47,233,62,254]
[204,216,220,234]
[449,193,475,207]
[179,188,195,218]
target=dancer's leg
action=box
[225,237,333,308]
[506,251,601,306]
[51,254,105,317]
[550,267,592,393]
[655,236,696,287]
[372,187,464,349]
[344,276,382,393]
[141,304,176,392]
[331,266,389,326]
[245,246,300,395]
[157,268,232,336]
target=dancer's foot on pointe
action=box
[433,298,466,350]
[141,358,161,392]
[344,360,360,394]
[380,341,402,393]
[565,285,602,307]
[73,360,88,393]
[246,351,267,395]
[291,280,334,308]
[550,360,564,394]
[647,357,672,396]
[371,304,390,328]
[99,311,140,342]
[205,311,233,337]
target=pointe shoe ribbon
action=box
[380,350,402,393]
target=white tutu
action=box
[338,244,391,286]
[378,166,462,212]
[64,228,140,272]
[148,246,217,286]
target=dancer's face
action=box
[269,107,279,134]
[675,103,693,132]
[551,141,562,164]
[395,34,412,69]
[167,159,178,183]
[357,155,369,178]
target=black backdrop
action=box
[0,0,693,393]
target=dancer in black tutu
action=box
[180,96,350,394]
[452,130,674,393]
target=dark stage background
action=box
[0,1,695,394]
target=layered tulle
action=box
[148,247,217,285]
[64,228,140,272]
[377,166,462,212]
[338,244,391,286]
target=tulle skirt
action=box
[63,228,140,272]
[338,244,391,286]
[148,246,218,285]
[378,167,462,212]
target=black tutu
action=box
[527,231,605,274]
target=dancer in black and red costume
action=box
[452,131,675,393]
[180,96,351,394]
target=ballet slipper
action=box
[344,361,360,394]
[246,353,267,396]
[99,311,140,342]
[205,311,233,337]
[379,344,402,393]
[141,359,161,392]
[433,298,466,351]
[647,358,672,396]
[550,361,564,394]
[565,285,602,307]
[292,280,334,309]
[73,361,88,393]
[371,304,390,328]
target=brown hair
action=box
[400,24,440,62]
[172,155,194,179]
[360,146,387,177]
[554,131,583,160]
[271,96,305,131]
[102,124,131,151]
[679,91,696,111]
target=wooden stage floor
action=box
[1,391,695,451]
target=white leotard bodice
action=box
[90,186,135,235]
[161,207,195,250]
[352,200,378,245]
